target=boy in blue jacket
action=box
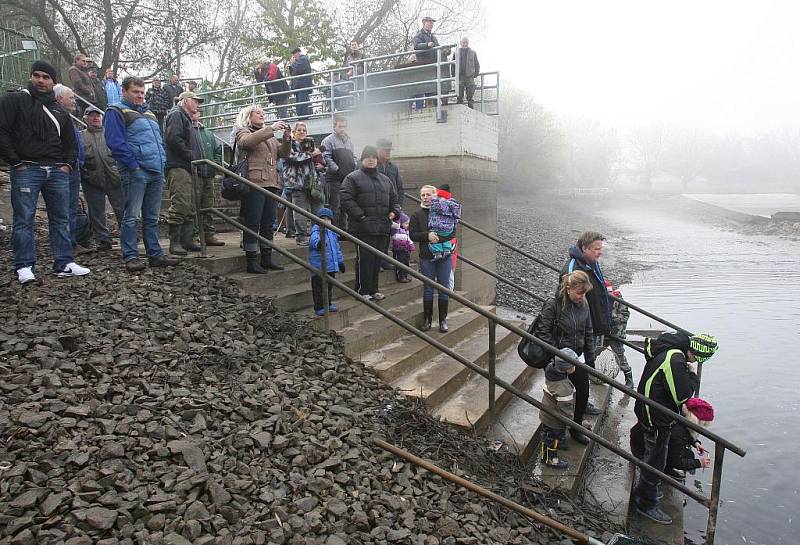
[309,208,345,316]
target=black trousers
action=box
[241,186,278,252]
[354,234,388,295]
[311,272,335,310]
[393,250,410,280]
[569,363,589,424]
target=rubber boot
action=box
[540,430,569,469]
[169,224,187,256]
[181,223,201,252]
[421,299,433,331]
[438,299,449,333]
[261,247,285,271]
[246,252,267,274]
[623,369,635,389]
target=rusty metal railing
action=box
[191,160,744,545]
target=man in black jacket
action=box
[414,17,440,63]
[145,78,172,131]
[164,91,204,255]
[0,60,90,283]
[632,331,717,525]
[289,49,313,119]
[341,146,400,300]
[376,138,404,270]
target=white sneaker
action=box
[56,262,91,278]
[17,266,36,284]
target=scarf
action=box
[26,82,59,140]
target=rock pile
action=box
[0,226,622,544]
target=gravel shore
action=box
[496,196,645,316]
[0,226,623,545]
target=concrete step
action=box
[489,377,613,494]
[391,325,518,411]
[339,296,470,360]
[627,476,685,544]
[274,271,420,315]
[433,345,536,432]
[358,305,489,381]
[304,279,426,330]
[227,255,359,292]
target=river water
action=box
[598,200,799,545]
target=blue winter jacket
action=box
[308,224,344,274]
[289,55,313,90]
[104,79,122,105]
[104,99,166,173]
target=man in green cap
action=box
[633,331,718,525]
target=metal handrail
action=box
[192,159,741,543]
[402,193,736,543]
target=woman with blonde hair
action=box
[534,270,596,444]
[233,104,290,272]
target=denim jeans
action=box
[119,167,165,261]
[295,90,311,118]
[68,169,81,247]
[10,165,74,272]
[634,426,672,509]
[420,257,453,301]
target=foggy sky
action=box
[479,0,799,134]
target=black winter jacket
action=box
[630,422,702,471]
[558,245,611,335]
[378,160,404,209]
[534,296,595,365]
[145,86,173,114]
[408,207,455,261]
[0,89,77,167]
[340,167,400,236]
[634,332,698,429]
[164,106,199,172]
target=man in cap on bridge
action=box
[633,331,718,525]
[414,16,440,64]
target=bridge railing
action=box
[195,45,500,132]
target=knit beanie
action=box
[316,207,334,219]
[360,145,378,160]
[685,397,714,422]
[545,348,577,382]
[31,60,58,82]
[399,212,409,224]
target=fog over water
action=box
[597,202,799,544]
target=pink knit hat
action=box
[685,397,714,422]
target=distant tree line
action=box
[499,85,800,194]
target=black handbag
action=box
[518,300,560,369]
[221,138,250,201]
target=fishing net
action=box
[607,534,665,545]
[593,346,620,382]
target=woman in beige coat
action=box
[234,105,291,273]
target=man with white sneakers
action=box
[0,60,90,283]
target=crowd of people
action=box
[521,230,719,526]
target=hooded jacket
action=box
[0,87,77,167]
[340,167,400,236]
[634,332,699,429]
[559,245,611,335]
[308,224,344,274]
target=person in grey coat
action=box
[80,105,123,251]
[413,17,440,63]
[454,37,480,109]
[320,115,356,231]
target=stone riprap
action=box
[0,225,622,544]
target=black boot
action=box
[181,223,201,252]
[420,299,433,331]
[438,299,449,333]
[246,252,267,274]
[569,422,590,445]
[169,224,187,256]
[261,248,285,271]
[623,369,635,389]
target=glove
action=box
[688,361,699,375]
[338,262,345,273]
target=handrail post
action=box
[495,73,500,116]
[320,222,330,330]
[705,443,726,545]
[488,319,497,425]
[251,82,256,105]
[363,61,369,105]
[192,164,207,257]
[480,73,485,113]
[454,45,460,108]
[436,47,443,122]
[329,71,336,113]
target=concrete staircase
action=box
[182,232,656,526]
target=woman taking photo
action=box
[409,185,456,333]
[233,105,290,273]
[534,270,596,444]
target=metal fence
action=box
[195,45,500,131]
[0,26,39,91]
[191,159,744,545]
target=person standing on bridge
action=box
[633,331,717,525]
[454,37,480,109]
[414,16,440,64]
[289,48,313,120]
